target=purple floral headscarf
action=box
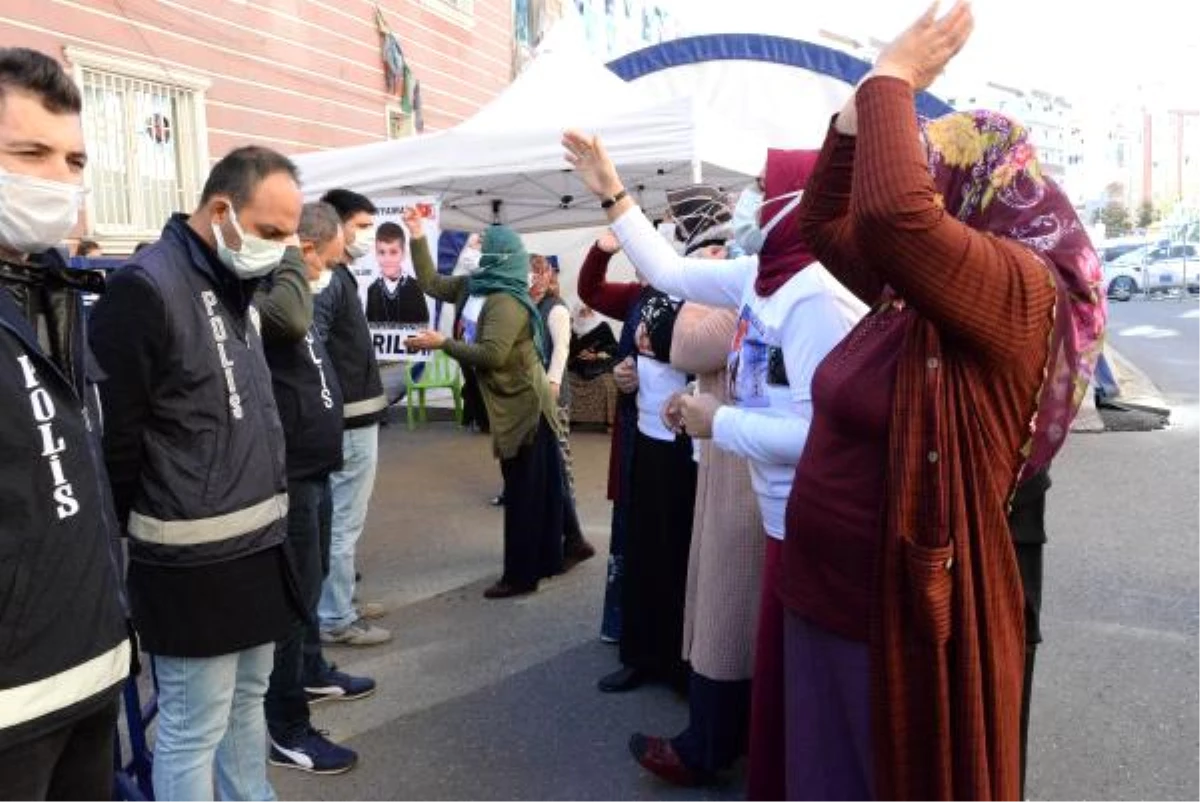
[923,110,1108,482]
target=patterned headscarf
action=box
[665,184,733,255]
[923,110,1107,481]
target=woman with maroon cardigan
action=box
[780,4,1106,799]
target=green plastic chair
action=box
[404,351,463,430]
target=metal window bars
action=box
[80,67,201,238]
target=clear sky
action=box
[660,0,1199,110]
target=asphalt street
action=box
[267,301,1199,800]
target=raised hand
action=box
[401,207,425,239]
[596,230,622,254]
[563,129,624,199]
[873,0,975,92]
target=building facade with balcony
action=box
[0,0,515,251]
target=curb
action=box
[1103,344,1173,417]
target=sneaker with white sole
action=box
[320,618,391,646]
[305,666,376,704]
[269,728,357,775]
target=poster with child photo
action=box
[347,196,441,363]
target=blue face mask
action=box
[732,186,804,255]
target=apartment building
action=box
[0,0,515,250]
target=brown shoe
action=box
[561,539,597,573]
[483,580,537,599]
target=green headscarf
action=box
[466,225,547,362]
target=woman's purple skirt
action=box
[783,611,874,801]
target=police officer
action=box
[90,146,302,801]
[0,47,129,802]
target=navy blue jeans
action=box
[265,477,331,739]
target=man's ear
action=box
[210,197,233,226]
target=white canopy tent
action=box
[291,43,765,233]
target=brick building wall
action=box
[0,0,515,249]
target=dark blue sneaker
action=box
[305,666,376,704]
[269,728,357,775]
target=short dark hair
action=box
[0,48,81,115]
[321,189,377,221]
[77,238,101,256]
[375,221,405,246]
[199,146,300,209]
[298,202,342,250]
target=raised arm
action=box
[669,303,737,376]
[441,294,525,371]
[410,229,466,304]
[609,206,753,308]
[563,131,751,308]
[849,77,1056,362]
[576,242,641,320]
[796,109,884,306]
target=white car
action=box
[1104,242,1200,301]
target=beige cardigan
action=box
[672,303,765,681]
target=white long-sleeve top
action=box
[611,205,867,539]
[545,303,571,387]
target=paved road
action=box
[266,317,1198,799]
[1106,296,1199,413]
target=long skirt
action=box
[498,417,564,587]
[618,432,697,677]
[782,612,873,801]
[747,537,786,800]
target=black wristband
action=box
[600,189,628,209]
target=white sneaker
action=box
[320,618,392,646]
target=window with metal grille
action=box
[66,49,210,241]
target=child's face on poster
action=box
[376,239,405,279]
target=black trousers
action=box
[620,432,697,677]
[1010,468,1049,797]
[0,696,118,800]
[265,476,331,740]
[499,418,564,587]
[672,673,752,773]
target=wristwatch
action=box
[600,189,628,209]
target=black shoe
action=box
[562,538,597,573]
[598,666,646,693]
[483,580,537,599]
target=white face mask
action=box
[309,268,334,294]
[0,167,86,255]
[457,246,482,275]
[346,226,375,259]
[211,207,286,279]
[731,186,803,255]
